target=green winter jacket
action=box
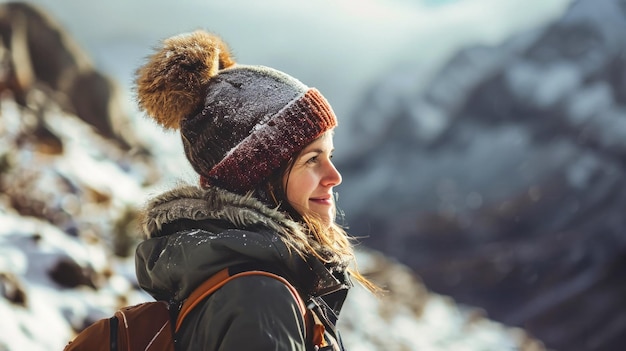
[135,185,352,351]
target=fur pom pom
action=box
[134,30,235,130]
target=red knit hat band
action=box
[204,88,337,193]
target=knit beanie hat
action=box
[134,30,337,194]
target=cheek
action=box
[285,171,315,206]
[283,172,300,208]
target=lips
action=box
[310,194,333,205]
[310,194,332,201]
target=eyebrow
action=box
[303,148,323,154]
[300,147,334,155]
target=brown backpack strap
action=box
[175,269,308,333]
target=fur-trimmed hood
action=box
[141,185,304,241]
[135,185,351,303]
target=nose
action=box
[322,160,342,187]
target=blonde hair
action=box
[301,213,381,294]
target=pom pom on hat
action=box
[134,30,235,130]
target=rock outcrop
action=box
[0,1,148,153]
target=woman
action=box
[133,30,377,351]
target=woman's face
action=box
[283,131,342,227]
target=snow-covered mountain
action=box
[339,0,626,349]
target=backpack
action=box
[63,268,338,351]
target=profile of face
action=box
[283,131,342,227]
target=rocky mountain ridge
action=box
[339,0,626,349]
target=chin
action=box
[303,206,335,228]
[321,214,335,228]
[308,213,333,228]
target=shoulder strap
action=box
[175,269,307,332]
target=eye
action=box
[306,155,319,164]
